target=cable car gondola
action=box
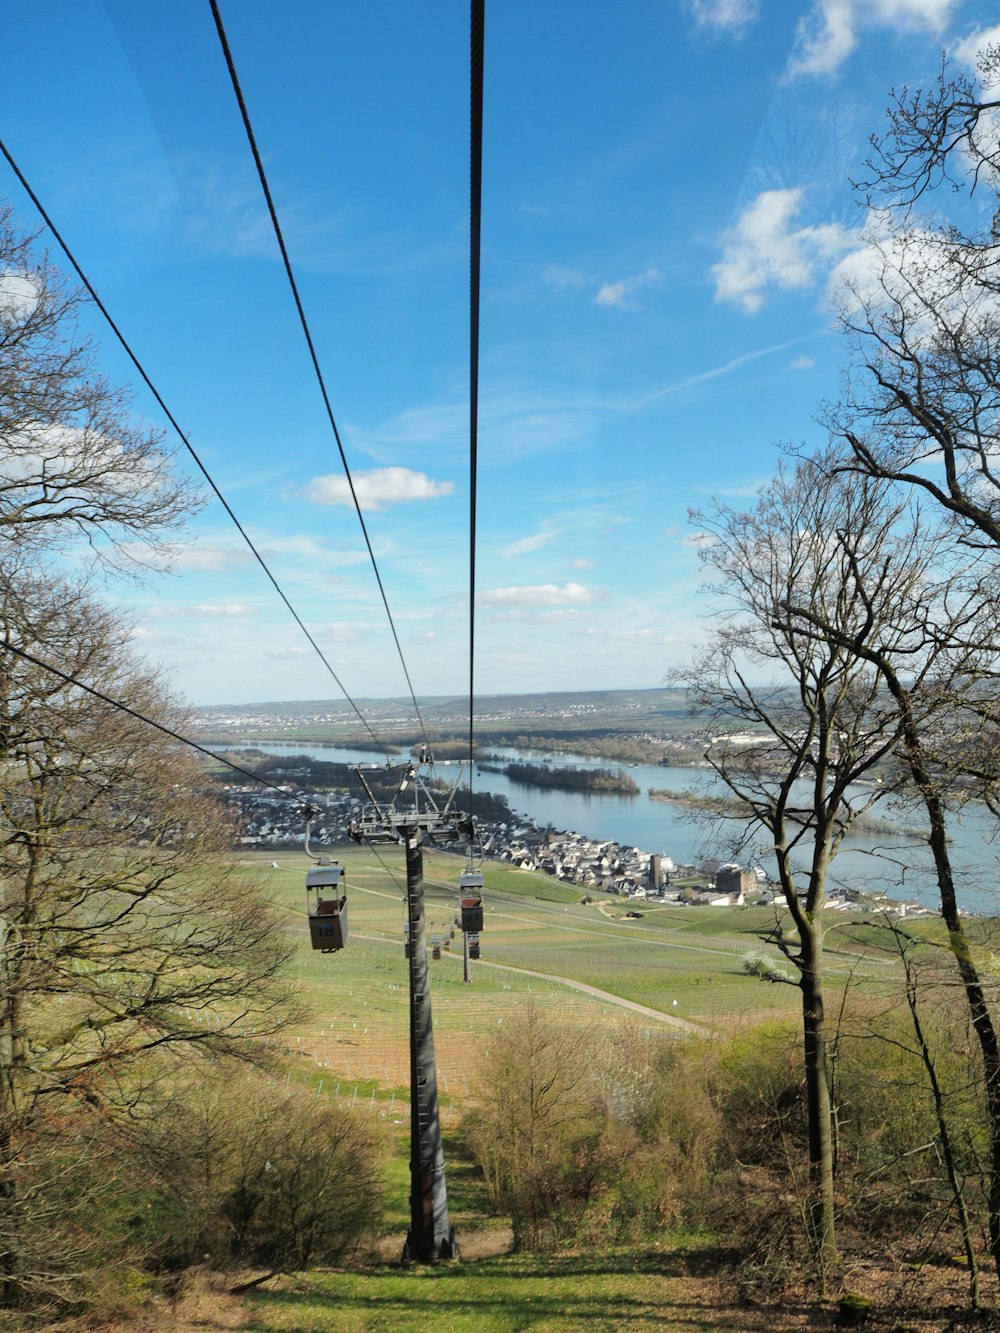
[308,869,349,954]
[459,869,484,933]
[306,863,348,952]
[304,810,347,952]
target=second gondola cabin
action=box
[306,864,348,952]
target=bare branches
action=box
[0,572,298,1306]
[0,206,199,567]
[862,55,1000,213]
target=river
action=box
[238,741,1000,915]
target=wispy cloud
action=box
[114,541,253,573]
[685,0,759,37]
[193,603,255,617]
[787,355,816,370]
[501,529,557,558]
[585,625,654,639]
[691,477,769,498]
[595,267,663,310]
[306,466,454,509]
[353,390,612,464]
[147,602,256,619]
[175,154,455,276]
[542,264,588,290]
[630,331,825,410]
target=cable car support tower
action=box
[350,763,469,1262]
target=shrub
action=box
[135,1070,384,1275]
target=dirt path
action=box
[470,955,705,1031]
[353,931,703,1033]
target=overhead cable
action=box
[0,639,314,810]
[469,0,485,795]
[0,137,391,765]
[208,0,431,754]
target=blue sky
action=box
[1,0,996,706]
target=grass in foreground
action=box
[244,1241,749,1333]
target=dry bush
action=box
[133,1070,385,1276]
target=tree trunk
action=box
[890,681,1000,1282]
[799,919,837,1290]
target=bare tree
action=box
[772,473,1000,1282]
[464,1002,604,1251]
[791,57,1000,1276]
[0,205,197,564]
[680,459,942,1286]
[0,570,297,1308]
[828,48,1000,550]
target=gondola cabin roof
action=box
[306,864,344,889]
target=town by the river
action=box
[229,741,1000,917]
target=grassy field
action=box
[239,846,929,1105]
[146,850,977,1333]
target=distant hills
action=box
[193,686,694,742]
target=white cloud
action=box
[477,582,593,609]
[595,267,662,310]
[787,0,857,77]
[114,541,252,573]
[262,533,342,560]
[686,0,759,37]
[952,25,1000,91]
[146,602,255,619]
[787,355,816,370]
[194,604,255,617]
[585,625,654,639]
[0,422,168,504]
[682,532,714,548]
[306,466,454,510]
[0,270,40,322]
[317,621,361,642]
[571,557,595,569]
[830,219,1000,351]
[712,188,858,312]
[787,0,956,80]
